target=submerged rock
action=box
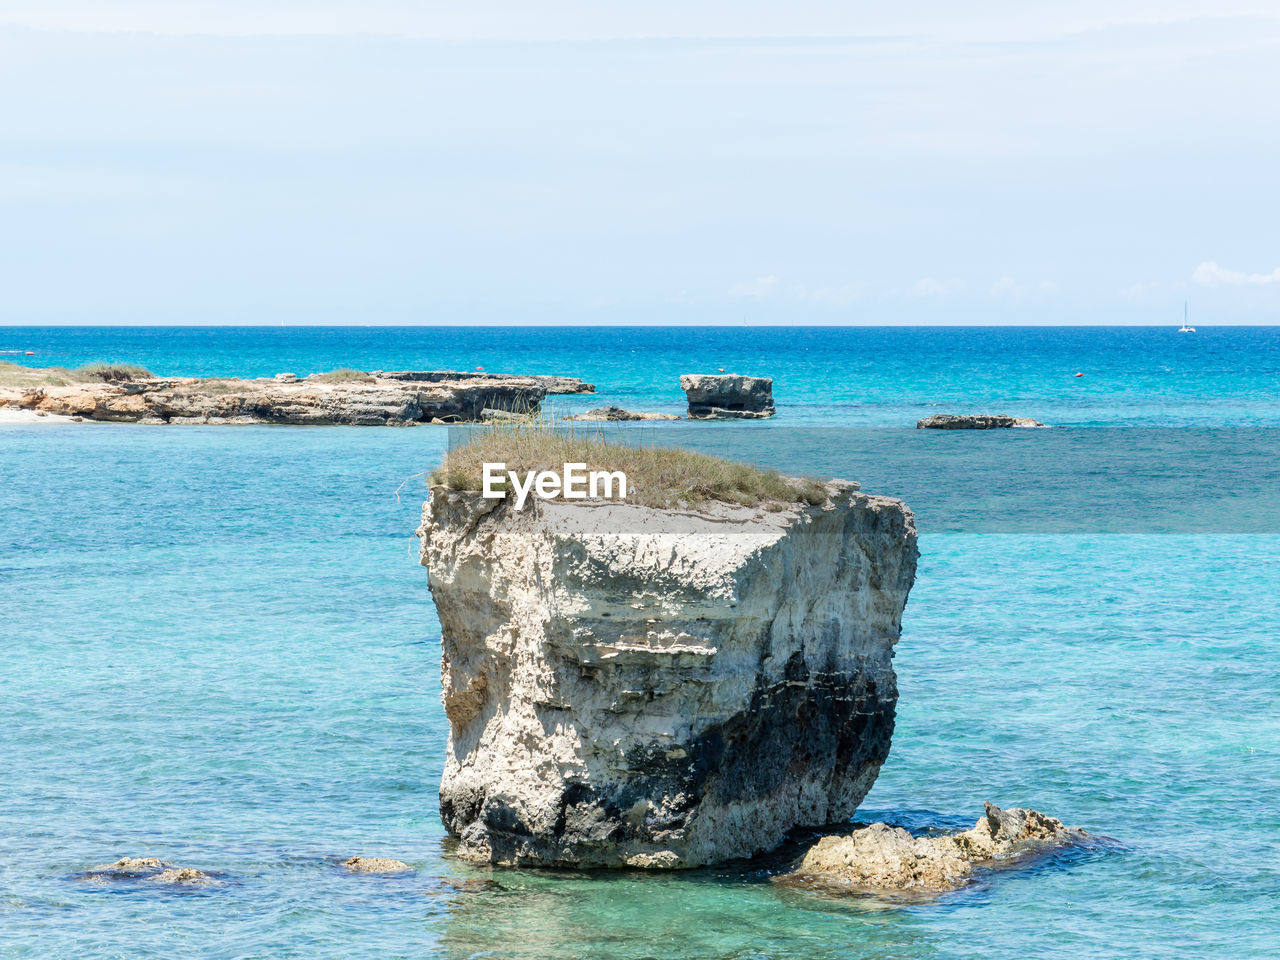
[342,856,413,874]
[436,877,505,893]
[567,405,680,422]
[776,802,1087,894]
[418,480,917,868]
[916,414,1045,429]
[680,374,775,420]
[150,867,218,886]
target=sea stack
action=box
[418,481,917,868]
[680,374,775,419]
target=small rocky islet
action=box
[417,440,1089,892]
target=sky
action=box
[0,2,1278,325]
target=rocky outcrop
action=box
[85,857,169,877]
[916,414,1045,429]
[566,405,680,422]
[342,856,413,874]
[1,368,591,425]
[776,803,1087,894]
[418,481,917,868]
[80,857,219,885]
[680,374,775,420]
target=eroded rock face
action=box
[680,374,775,419]
[916,414,1045,429]
[376,371,595,395]
[776,802,1087,894]
[418,482,917,868]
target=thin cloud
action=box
[989,276,1057,300]
[905,277,951,300]
[1193,261,1280,286]
[729,276,781,298]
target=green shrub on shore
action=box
[307,368,375,383]
[77,362,154,382]
[0,360,153,387]
[433,418,829,510]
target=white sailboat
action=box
[1179,301,1195,333]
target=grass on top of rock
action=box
[0,360,154,387]
[433,421,830,510]
[307,368,376,383]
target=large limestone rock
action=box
[916,414,1044,429]
[680,374,775,419]
[776,802,1087,894]
[418,481,917,868]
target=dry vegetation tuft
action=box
[432,417,829,509]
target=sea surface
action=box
[2,326,1278,959]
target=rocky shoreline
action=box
[0,367,593,425]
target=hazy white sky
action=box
[1,2,1277,324]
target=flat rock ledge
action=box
[776,803,1086,895]
[1,369,592,425]
[566,405,680,422]
[680,374,775,420]
[917,414,1045,429]
[418,480,917,869]
[342,856,413,874]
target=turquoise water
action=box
[2,327,1279,958]
[6,325,1280,425]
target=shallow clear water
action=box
[2,328,1278,958]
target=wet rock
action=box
[419,480,917,868]
[342,856,413,874]
[567,406,680,422]
[916,414,1045,429]
[680,374,775,419]
[776,803,1087,894]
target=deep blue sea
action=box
[2,327,1278,959]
